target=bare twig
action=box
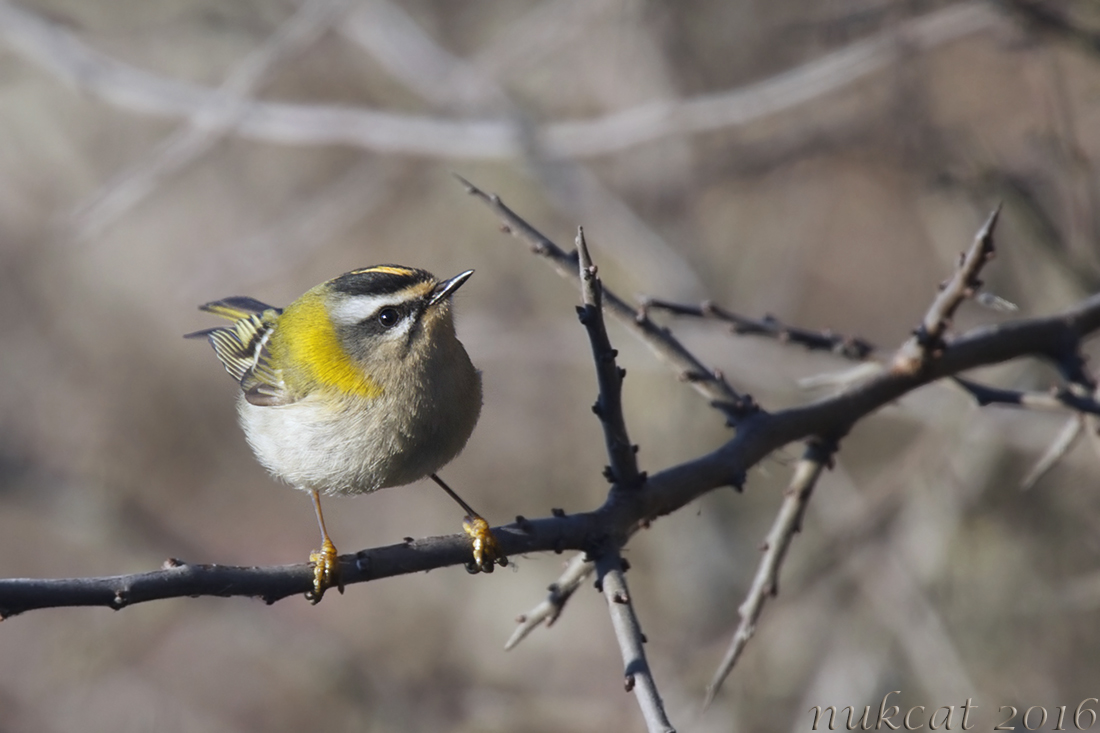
[504,552,594,651]
[956,365,1100,491]
[506,232,647,651]
[596,551,675,733]
[1020,415,1085,491]
[577,228,643,491]
[642,298,875,361]
[0,1,999,160]
[703,439,837,708]
[953,377,1100,416]
[894,206,1001,374]
[455,175,755,424]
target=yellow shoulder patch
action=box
[275,294,382,399]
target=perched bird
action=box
[188,265,489,600]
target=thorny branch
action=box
[597,550,675,733]
[701,204,1004,699]
[455,174,756,424]
[578,230,675,729]
[462,184,1100,701]
[504,552,593,651]
[953,377,1100,416]
[641,298,875,361]
[894,206,1000,374]
[576,228,644,492]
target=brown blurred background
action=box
[1,0,1099,730]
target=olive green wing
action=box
[185,297,294,407]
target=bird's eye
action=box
[377,307,401,329]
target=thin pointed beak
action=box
[429,269,474,306]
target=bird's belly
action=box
[236,390,476,496]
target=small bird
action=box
[188,265,490,601]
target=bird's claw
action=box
[463,515,507,573]
[307,537,343,603]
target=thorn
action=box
[594,578,604,593]
[620,558,631,572]
[403,536,415,544]
[602,465,615,482]
[591,402,604,417]
[515,515,534,533]
[624,674,636,692]
[516,614,527,624]
[162,557,185,569]
[551,507,566,518]
[612,591,629,604]
[632,444,640,454]
[617,366,627,379]
[640,633,648,643]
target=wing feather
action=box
[187,299,294,406]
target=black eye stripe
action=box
[347,301,415,338]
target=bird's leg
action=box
[429,473,507,573]
[306,489,343,603]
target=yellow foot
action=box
[463,516,508,573]
[307,537,343,603]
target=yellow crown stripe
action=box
[277,296,382,399]
[351,265,417,277]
